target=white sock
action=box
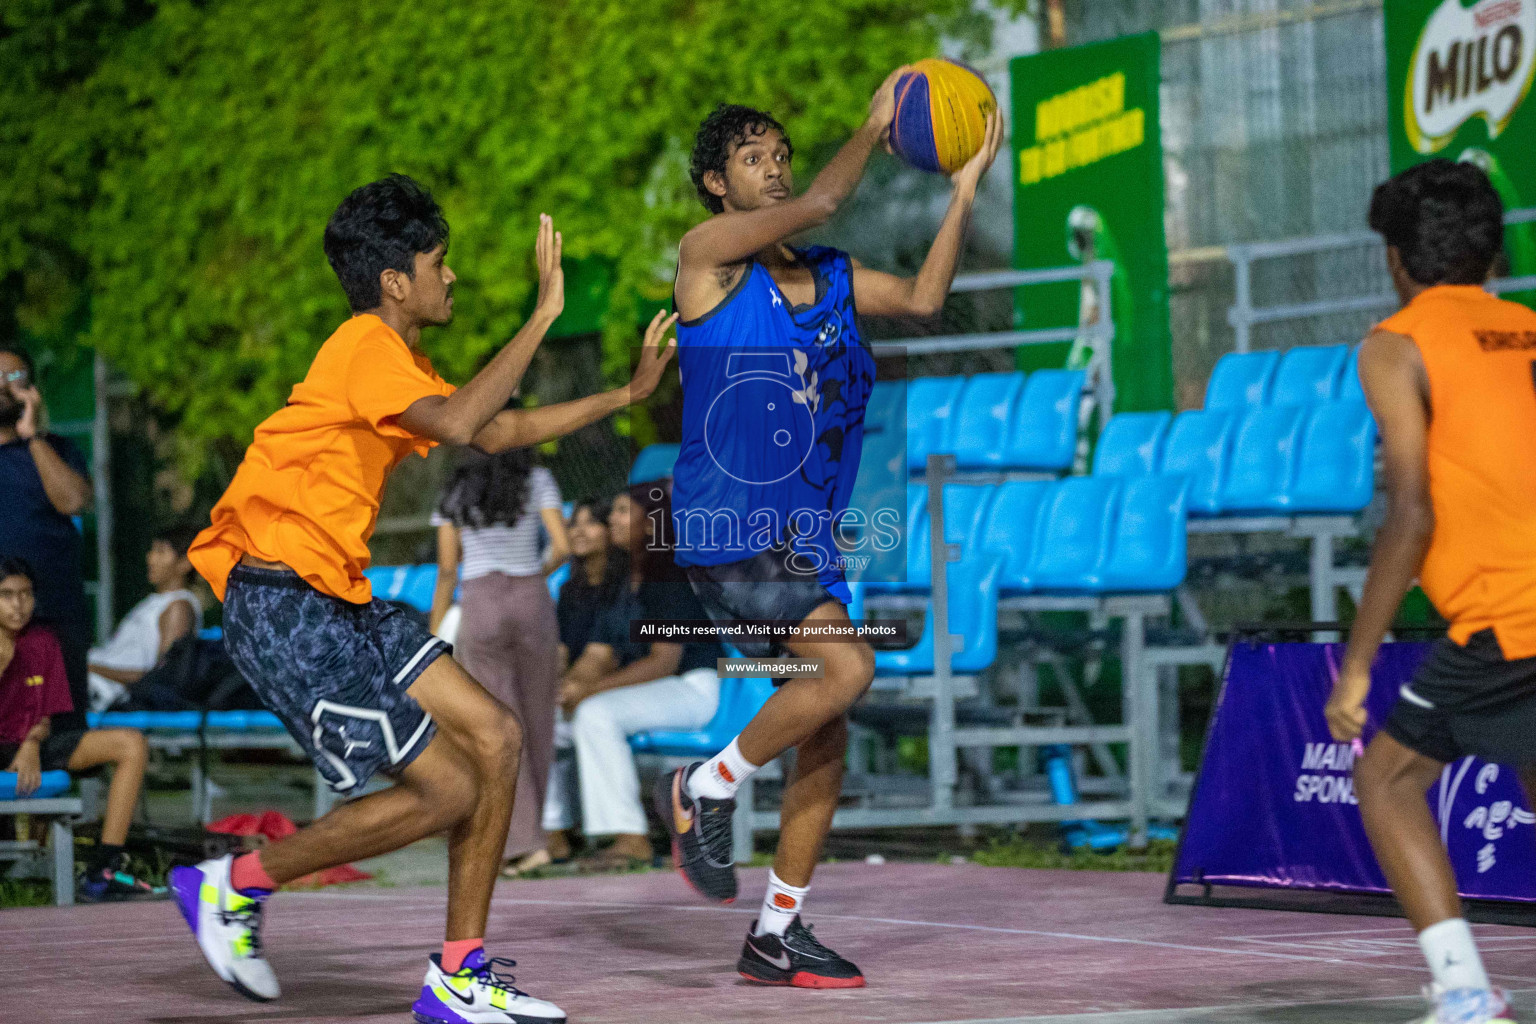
[688,738,758,801]
[754,869,808,937]
[1419,918,1491,992]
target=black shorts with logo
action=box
[684,541,839,661]
[1385,628,1536,766]
[222,564,448,795]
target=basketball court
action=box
[8,862,1535,1023]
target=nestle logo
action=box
[1477,0,1522,29]
[1474,329,1536,351]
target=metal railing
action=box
[1228,208,1536,353]
[870,258,1117,419]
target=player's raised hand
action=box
[867,65,910,137]
[953,110,1004,191]
[627,310,679,403]
[534,214,564,322]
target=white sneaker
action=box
[1410,984,1516,1024]
[412,949,566,1023]
[169,854,280,1002]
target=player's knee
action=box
[118,729,148,766]
[828,643,875,707]
[474,706,522,777]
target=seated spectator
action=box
[562,483,724,870]
[541,498,632,862]
[87,526,203,711]
[0,557,156,900]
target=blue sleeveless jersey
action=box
[671,246,874,600]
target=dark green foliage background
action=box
[2,0,979,470]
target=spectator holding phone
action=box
[0,345,94,731]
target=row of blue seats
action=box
[1205,344,1364,410]
[627,370,1088,485]
[87,710,286,731]
[863,476,1188,596]
[1092,401,1375,515]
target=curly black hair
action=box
[1369,159,1504,286]
[323,173,450,312]
[689,104,793,213]
[437,446,539,530]
[0,556,34,586]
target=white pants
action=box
[571,667,720,837]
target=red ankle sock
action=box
[230,852,277,894]
[442,938,484,974]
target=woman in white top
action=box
[88,527,203,710]
[429,439,569,877]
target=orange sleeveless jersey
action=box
[1378,285,1536,658]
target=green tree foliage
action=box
[2,0,971,467]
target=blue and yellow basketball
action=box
[889,59,997,175]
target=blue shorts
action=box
[222,565,447,794]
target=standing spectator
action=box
[0,344,94,732]
[0,557,155,900]
[429,440,569,877]
[562,482,724,870]
[87,525,203,710]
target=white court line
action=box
[896,988,1536,1024]
[289,891,1536,982]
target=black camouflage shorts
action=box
[684,540,840,661]
[222,564,447,795]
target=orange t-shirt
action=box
[1378,285,1536,658]
[189,314,456,604]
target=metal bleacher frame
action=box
[723,260,1168,841]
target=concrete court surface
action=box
[5,862,1536,1023]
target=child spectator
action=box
[0,557,156,900]
[87,526,203,711]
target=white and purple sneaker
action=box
[412,948,565,1024]
[1412,984,1517,1024]
[169,854,279,1002]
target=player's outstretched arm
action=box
[470,311,678,453]
[1326,328,1433,742]
[399,215,565,445]
[677,67,906,279]
[853,111,1004,318]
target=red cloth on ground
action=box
[207,810,371,887]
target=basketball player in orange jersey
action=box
[1326,159,1533,1024]
[172,174,675,1024]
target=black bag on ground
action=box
[109,634,259,712]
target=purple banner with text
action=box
[1173,642,1536,902]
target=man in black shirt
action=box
[0,345,94,730]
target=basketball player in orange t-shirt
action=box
[171,175,675,1024]
[1326,160,1533,1024]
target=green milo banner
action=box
[1386,0,1536,299]
[1009,31,1172,413]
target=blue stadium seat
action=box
[364,565,412,602]
[198,626,224,642]
[870,554,1005,676]
[629,675,776,756]
[1160,410,1235,516]
[399,565,438,613]
[0,770,71,800]
[1002,369,1085,472]
[1291,401,1377,513]
[89,711,202,730]
[900,483,934,591]
[906,376,965,472]
[1093,411,1172,477]
[1205,350,1279,410]
[979,479,1053,594]
[547,560,571,600]
[1271,344,1349,407]
[1219,405,1306,513]
[899,483,995,592]
[203,711,285,730]
[1026,478,1120,591]
[629,443,681,484]
[1101,476,1189,592]
[1339,345,1366,402]
[951,372,1025,470]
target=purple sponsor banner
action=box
[1174,641,1536,902]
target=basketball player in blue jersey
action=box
[653,72,1003,988]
